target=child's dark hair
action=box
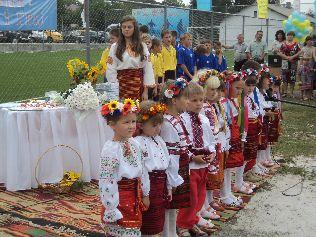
[160,79,189,105]
[241,60,261,71]
[245,75,257,86]
[195,44,208,55]
[171,30,177,38]
[116,15,144,62]
[218,80,226,92]
[139,25,149,34]
[138,100,164,125]
[258,72,270,89]
[152,38,162,49]
[200,38,212,45]
[109,28,119,38]
[161,29,170,38]
[213,41,222,47]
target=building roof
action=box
[268,5,315,22]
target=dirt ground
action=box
[214,157,316,237]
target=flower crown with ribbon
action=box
[239,68,259,80]
[101,98,140,117]
[164,78,188,99]
[260,64,270,74]
[138,103,168,122]
[196,69,219,87]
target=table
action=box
[0,105,113,191]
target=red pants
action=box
[244,159,256,173]
[177,168,207,229]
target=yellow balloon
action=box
[282,20,287,27]
[292,19,299,26]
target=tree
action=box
[57,0,83,30]
[162,0,186,7]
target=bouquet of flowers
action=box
[67,58,106,86]
[64,82,100,120]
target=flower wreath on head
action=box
[269,75,281,84]
[260,64,270,74]
[138,103,168,122]
[239,68,259,81]
[197,69,219,87]
[164,78,188,99]
[101,98,140,118]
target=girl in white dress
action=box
[99,99,149,237]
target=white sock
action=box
[265,146,272,162]
[203,191,210,210]
[235,164,245,189]
[162,209,178,237]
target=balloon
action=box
[282,10,313,43]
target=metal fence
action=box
[0,0,297,103]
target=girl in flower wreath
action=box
[134,100,183,237]
[195,69,227,222]
[99,98,150,237]
[159,78,193,237]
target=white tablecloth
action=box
[0,106,113,191]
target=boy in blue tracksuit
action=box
[176,33,195,81]
[214,41,227,72]
[195,39,217,70]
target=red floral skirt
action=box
[141,170,167,235]
[207,143,224,190]
[117,68,144,100]
[258,116,269,150]
[244,118,261,161]
[226,120,244,168]
[268,111,281,143]
[166,150,190,209]
[101,178,145,229]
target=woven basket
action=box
[35,144,83,194]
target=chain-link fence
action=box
[0,0,308,103]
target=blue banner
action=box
[0,0,57,31]
[197,0,212,11]
[132,8,189,38]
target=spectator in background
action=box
[171,30,180,49]
[214,41,227,72]
[150,38,164,100]
[195,39,217,70]
[100,27,119,82]
[278,31,301,98]
[176,33,195,81]
[270,30,286,77]
[301,36,316,93]
[246,30,268,64]
[139,25,149,37]
[141,33,152,51]
[222,34,248,71]
[161,30,177,80]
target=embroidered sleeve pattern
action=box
[99,152,122,223]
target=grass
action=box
[0,49,235,103]
[0,49,104,103]
[273,99,316,159]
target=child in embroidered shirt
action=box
[135,100,183,237]
[99,99,149,237]
[159,78,192,237]
[194,69,225,223]
[177,82,216,236]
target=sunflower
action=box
[108,100,119,110]
[124,98,135,107]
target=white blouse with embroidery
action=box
[181,112,216,170]
[99,138,148,224]
[247,93,260,119]
[106,42,155,86]
[134,135,183,192]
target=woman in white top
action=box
[106,16,155,101]
[270,30,286,77]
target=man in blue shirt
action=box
[176,33,195,81]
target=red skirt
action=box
[101,178,145,229]
[166,149,190,209]
[226,119,244,168]
[117,68,144,100]
[141,170,167,235]
[268,111,281,143]
[258,116,269,150]
[207,144,224,190]
[244,118,261,161]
